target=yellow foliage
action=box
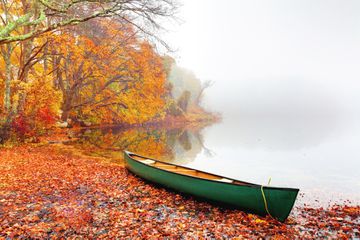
[47,20,168,125]
[1,17,172,134]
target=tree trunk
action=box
[61,108,70,122]
[61,93,73,122]
[0,44,13,144]
[17,1,34,114]
[17,39,33,113]
[3,44,12,114]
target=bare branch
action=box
[0,0,179,46]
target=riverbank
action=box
[69,108,221,130]
[0,144,359,238]
[33,115,220,162]
[0,105,220,146]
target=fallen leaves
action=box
[0,145,359,238]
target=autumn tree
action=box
[164,60,215,119]
[177,90,191,113]
[0,0,178,142]
[195,80,214,106]
[0,0,178,45]
[48,19,167,125]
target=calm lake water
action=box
[77,115,360,207]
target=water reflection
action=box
[76,123,211,165]
[186,116,360,207]
[75,115,360,207]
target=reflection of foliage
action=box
[76,123,214,164]
[178,131,191,151]
[193,131,214,157]
[78,127,173,161]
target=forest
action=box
[0,0,216,144]
[1,1,358,239]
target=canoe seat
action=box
[172,169,196,173]
[216,178,233,183]
[140,159,156,165]
[155,164,177,168]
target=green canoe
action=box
[124,151,299,222]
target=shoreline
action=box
[0,143,359,238]
[78,113,221,131]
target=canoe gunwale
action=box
[124,151,299,192]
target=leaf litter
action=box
[0,145,359,239]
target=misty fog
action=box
[164,0,360,119]
[162,0,360,204]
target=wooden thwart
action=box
[135,154,232,181]
[131,154,244,184]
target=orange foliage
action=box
[0,145,359,238]
[1,18,171,141]
[48,20,167,125]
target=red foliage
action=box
[36,107,56,126]
[11,115,31,136]
[9,107,57,140]
[0,145,358,238]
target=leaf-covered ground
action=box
[0,145,359,239]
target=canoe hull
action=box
[124,152,299,222]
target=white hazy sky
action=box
[162,0,360,118]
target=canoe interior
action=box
[130,154,251,186]
[127,152,299,222]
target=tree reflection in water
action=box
[75,123,214,165]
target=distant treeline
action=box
[163,56,213,118]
